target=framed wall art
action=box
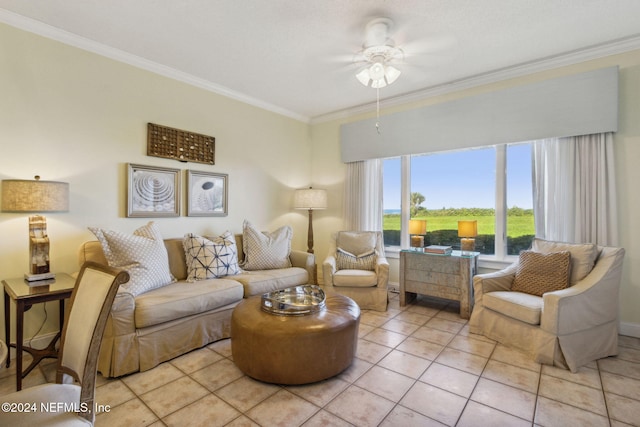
[187,170,228,217]
[127,163,180,217]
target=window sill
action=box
[384,246,516,270]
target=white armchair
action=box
[469,238,625,372]
[322,231,389,311]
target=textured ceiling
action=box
[1,0,640,122]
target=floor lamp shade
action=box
[2,177,69,281]
[293,188,327,210]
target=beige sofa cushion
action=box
[134,278,243,328]
[531,238,598,285]
[484,291,543,325]
[233,267,309,297]
[512,250,571,296]
[333,269,378,288]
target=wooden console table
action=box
[399,250,479,318]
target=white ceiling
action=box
[2,0,640,123]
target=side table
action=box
[399,250,479,318]
[3,273,76,391]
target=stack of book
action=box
[425,245,453,255]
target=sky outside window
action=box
[383,144,533,212]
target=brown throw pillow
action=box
[512,250,571,296]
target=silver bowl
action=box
[261,285,326,316]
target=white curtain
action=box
[344,159,383,231]
[532,132,618,246]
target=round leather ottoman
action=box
[231,292,360,385]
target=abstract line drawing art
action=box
[127,164,180,217]
[187,170,228,217]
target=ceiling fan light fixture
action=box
[354,18,404,89]
[368,62,386,80]
[371,78,387,89]
[385,65,401,85]
[355,68,371,86]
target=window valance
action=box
[341,67,618,163]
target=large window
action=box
[383,143,535,260]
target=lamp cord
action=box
[27,302,48,348]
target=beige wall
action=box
[310,49,640,334]
[0,24,312,340]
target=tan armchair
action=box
[469,238,625,372]
[322,231,389,311]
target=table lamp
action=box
[409,219,427,249]
[458,220,478,255]
[1,176,69,281]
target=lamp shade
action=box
[293,188,327,210]
[1,178,69,212]
[458,220,478,238]
[409,219,427,235]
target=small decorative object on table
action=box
[425,245,452,255]
[261,285,326,316]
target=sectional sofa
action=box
[78,233,314,378]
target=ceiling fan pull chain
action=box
[376,86,381,134]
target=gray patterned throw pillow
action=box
[336,247,376,271]
[183,231,240,281]
[241,220,292,270]
[89,221,175,296]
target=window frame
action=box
[384,143,528,268]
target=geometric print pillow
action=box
[241,220,292,271]
[336,247,376,271]
[183,231,240,281]
[88,221,175,296]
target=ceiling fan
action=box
[354,18,404,89]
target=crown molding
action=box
[0,9,311,124]
[310,34,640,124]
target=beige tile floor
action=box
[2,291,640,426]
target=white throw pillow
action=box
[183,231,240,281]
[336,231,377,257]
[241,220,292,270]
[89,221,175,296]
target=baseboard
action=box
[619,321,640,338]
[7,331,59,360]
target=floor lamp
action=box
[294,187,327,284]
[1,176,69,282]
